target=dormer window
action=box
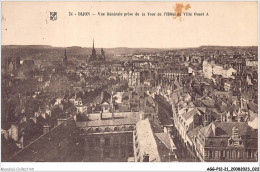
[105,127,110,132]
[87,128,93,133]
[220,140,225,146]
[129,126,134,131]
[80,128,85,133]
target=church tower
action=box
[91,39,97,60]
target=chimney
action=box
[112,110,114,119]
[100,111,103,120]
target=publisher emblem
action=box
[50,12,57,21]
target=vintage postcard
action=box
[1,1,259,171]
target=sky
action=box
[1,1,258,48]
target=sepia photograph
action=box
[1,1,259,171]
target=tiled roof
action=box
[200,123,215,137]
[155,133,176,150]
[247,102,258,113]
[8,117,77,162]
[187,125,203,140]
[200,121,258,138]
[182,108,200,121]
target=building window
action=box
[80,128,85,133]
[248,150,252,159]
[220,151,225,160]
[114,136,119,146]
[114,148,119,157]
[128,145,133,157]
[220,140,225,146]
[95,128,100,132]
[87,128,93,133]
[105,138,110,146]
[121,149,125,157]
[209,150,213,159]
[88,138,93,147]
[121,136,126,144]
[229,151,232,160]
[104,150,110,158]
[129,126,134,131]
[105,127,110,132]
[128,135,133,144]
[239,150,243,159]
[95,138,100,146]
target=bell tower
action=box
[91,39,97,60]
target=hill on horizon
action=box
[2,45,257,62]
[1,45,179,62]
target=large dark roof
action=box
[8,117,77,162]
[200,122,257,138]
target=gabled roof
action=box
[200,123,215,137]
[200,121,257,138]
[8,118,77,162]
[154,133,176,150]
[187,125,203,140]
[247,102,258,113]
[182,108,200,121]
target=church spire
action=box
[90,38,96,60]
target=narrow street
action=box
[154,94,194,162]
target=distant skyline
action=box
[2,2,258,48]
